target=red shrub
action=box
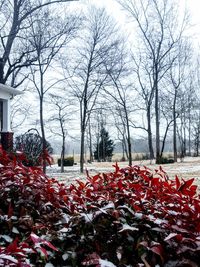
[0,148,65,266]
[0,147,200,266]
[61,164,200,266]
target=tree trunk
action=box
[161,120,173,158]
[122,141,125,160]
[180,112,185,160]
[155,76,160,164]
[80,127,85,173]
[123,135,129,160]
[60,108,66,173]
[125,107,132,166]
[147,106,154,160]
[40,95,46,173]
[61,136,65,173]
[198,127,200,157]
[122,134,128,160]
[127,134,132,166]
[0,59,4,83]
[188,105,191,156]
[183,110,186,156]
[173,92,177,162]
[2,1,20,69]
[89,137,93,162]
[88,121,93,162]
[80,98,87,172]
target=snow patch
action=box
[0,254,18,263]
[119,224,139,232]
[102,202,115,210]
[0,235,13,242]
[45,263,54,267]
[80,213,93,222]
[99,259,117,267]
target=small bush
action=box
[14,131,53,166]
[134,153,150,161]
[157,156,175,164]
[57,156,74,166]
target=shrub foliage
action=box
[15,131,53,166]
[0,147,200,266]
[156,157,175,164]
[57,156,74,166]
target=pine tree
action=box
[94,127,114,161]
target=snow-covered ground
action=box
[47,157,200,187]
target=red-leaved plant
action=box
[0,147,200,266]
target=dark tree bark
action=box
[173,92,178,162]
[147,106,154,160]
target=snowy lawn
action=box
[47,156,200,187]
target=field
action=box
[47,155,200,188]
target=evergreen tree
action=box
[94,127,114,161]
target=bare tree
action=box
[188,57,200,157]
[192,108,200,157]
[48,93,75,172]
[0,0,77,86]
[86,117,94,163]
[185,76,196,156]
[159,91,175,157]
[65,7,121,172]
[132,53,155,160]
[28,8,79,172]
[103,58,134,166]
[168,40,191,161]
[118,0,188,163]
[112,107,129,161]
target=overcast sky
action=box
[88,0,200,24]
[77,0,200,44]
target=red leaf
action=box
[82,252,100,266]
[150,178,160,187]
[164,233,183,242]
[150,243,164,262]
[30,233,58,252]
[76,180,86,190]
[88,174,100,185]
[63,195,68,202]
[178,178,194,193]
[112,162,120,173]
[175,175,181,190]
[8,202,13,218]
[38,246,47,258]
[30,233,40,243]
[129,183,142,191]
[6,239,19,253]
[117,180,124,190]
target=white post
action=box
[2,99,11,132]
